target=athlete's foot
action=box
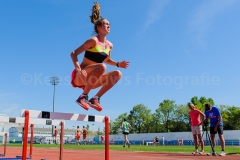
[123,145,125,147]
[76,95,89,110]
[219,151,226,156]
[192,150,198,155]
[88,97,102,111]
[199,150,204,155]
[207,151,216,156]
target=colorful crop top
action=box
[84,37,110,63]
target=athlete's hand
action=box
[119,60,129,69]
[214,126,218,132]
[76,68,87,77]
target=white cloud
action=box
[136,0,170,47]
[144,0,170,30]
[0,93,13,97]
[0,91,13,97]
[2,105,19,114]
[188,0,234,48]
[0,103,22,117]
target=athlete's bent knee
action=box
[95,64,107,73]
[113,70,122,79]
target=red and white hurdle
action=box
[20,109,110,160]
[0,115,64,159]
[0,133,7,157]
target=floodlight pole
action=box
[50,76,59,136]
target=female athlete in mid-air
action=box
[70,2,129,111]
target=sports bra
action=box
[84,37,110,63]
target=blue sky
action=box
[1,0,240,131]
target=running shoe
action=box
[192,150,198,155]
[76,95,89,110]
[207,151,216,156]
[199,150,204,155]
[219,151,226,156]
[88,97,102,111]
[207,151,213,156]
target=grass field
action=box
[6,144,240,155]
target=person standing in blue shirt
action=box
[204,104,225,156]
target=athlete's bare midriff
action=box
[80,57,100,68]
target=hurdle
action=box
[20,109,110,160]
[0,133,7,157]
[0,115,64,160]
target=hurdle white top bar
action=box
[20,109,109,123]
[0,116,64,126]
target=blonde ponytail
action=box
[89,2,106,35]
[89,2,102,24]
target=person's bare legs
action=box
[123,134,130,147]
[197,134,204,153]
[192,134,199,154]
[210,134,216,149]
[73,63,122,96]
[73,63,106,94]
[73,64,106,110]
[92,70,122,97]
[123,134,127,147]
[218,134,225,151]
[218,133,226,156]
[73,64,122,110]
[193,134,198,150]
[54,136,56,144]
[88,69,122,111]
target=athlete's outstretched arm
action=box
[104,41,129,68]
[104,52,130,69]
[105,57,129,69]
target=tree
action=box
[108,97,240,134]
[128,104,152,133]
[157,99,176,132]
[109,113,128,134]
[142,112,153,133]
[86,124,90,131]
[190,96,198,105]
[190,96,214,111]
[148,113,164,133]
[97,127,103,135]
[172,104,190,132]
[221,106,240,130]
